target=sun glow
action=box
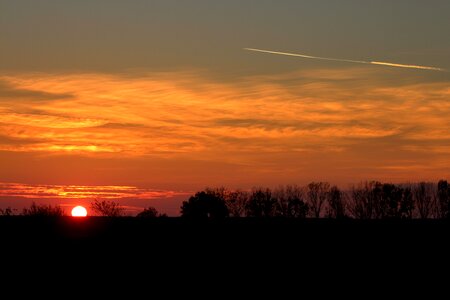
[71,206,88,217]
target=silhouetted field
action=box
[2,216,449,292]
[2,217,449,254]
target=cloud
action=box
[0,80,73,101]
[0,182,187,200]
[0,68,449,185]
[0,134,43,146]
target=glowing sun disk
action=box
[71,206,88,217]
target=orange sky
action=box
[1,1,450,214]
[1,67,449,215]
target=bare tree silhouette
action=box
[273,185,309,218]
[327,186,346,219]
[437,180,449,218]
[91,200,124,217]
[307,182,330,218]
[380,184,403,218]
[413,182,434,219]
[348,182,375,219]
[399,186,414,219]
[369,182,383,219]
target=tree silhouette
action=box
[369,182,383,219]
[246,188,276,217]
[273,185,309,218]
[22,202,65,216]
[181,190,229,219]
[348,182,380,219]
[379,184,402,218]
[226,190,248,218]
[327,186,346,219]
[437,180,449,218]
[399,186,414,219]
[307,182,330,218]
[91,200,124,217]
[413,182,435,219]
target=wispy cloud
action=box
[0,80,73,101]
[0,68,449,185]
[0,182,187,200]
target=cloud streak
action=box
[0,69,449,187]
[244,48,446,72]
[0,182,187,200]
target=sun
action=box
[71,206,88,217]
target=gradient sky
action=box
[1,0,449,215]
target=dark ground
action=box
[1,217,449,294]
[2,217,449,255]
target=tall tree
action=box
[437,180,449,218]
[348,182,377,219]
[399,186,414,219]
[327,186,346,219]
[307,182,330,218]
[413,182,435,219]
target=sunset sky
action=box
[1,0,449,215]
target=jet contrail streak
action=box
[369,61,443,71]
[244,48,445,72]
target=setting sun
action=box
[71,206,88,217]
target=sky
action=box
[1,0,449,215]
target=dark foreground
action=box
[2,217,449,293]
[2,217,449,254]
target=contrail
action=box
[244,48,445,72]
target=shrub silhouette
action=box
[22,202,64,216]
[137,207,166,218]
[0,207,16,216]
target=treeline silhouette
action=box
[1,180,448,219]
[182,180,450,220]
[0,199,168,217]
